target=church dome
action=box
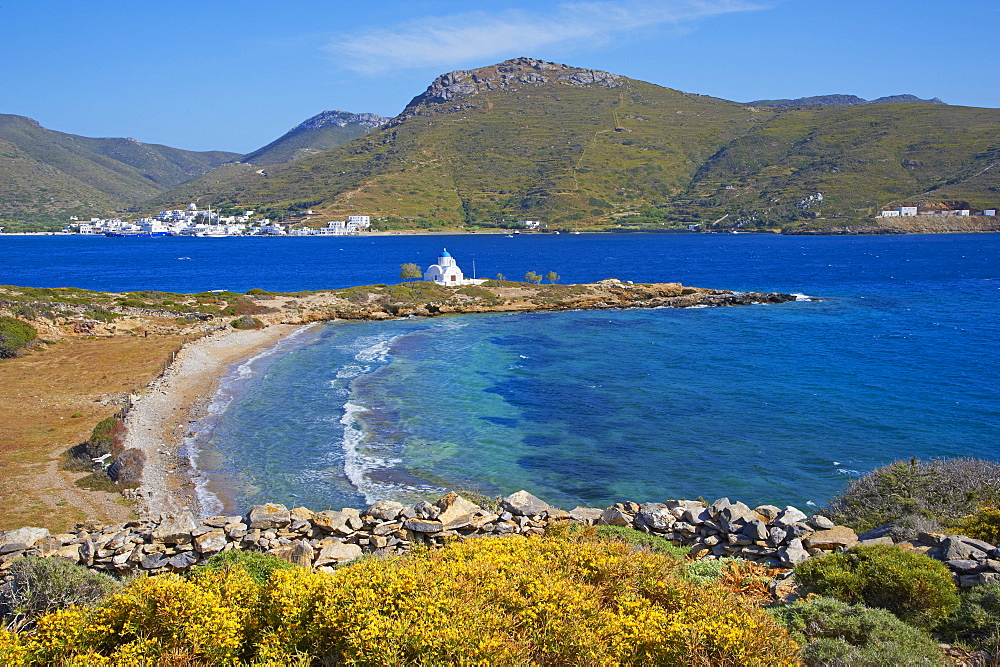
[440,249,452,257]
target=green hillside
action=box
[0,114,239,228]
[151,58,1000,232]
[241,110,388,166]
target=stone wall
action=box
[2,491,998,587]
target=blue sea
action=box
[3,233,998,513]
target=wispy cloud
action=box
[332,0,766,75]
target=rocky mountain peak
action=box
[291,110,389,133]
[389,57,625,126]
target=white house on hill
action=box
[423,249,486,286]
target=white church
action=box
[423,249,487,286]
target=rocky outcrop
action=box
[389,57,624,127]
[290,110,389,132]
[2,491,995,588]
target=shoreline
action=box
[122,324,307,517]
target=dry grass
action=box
[0,335,189,531]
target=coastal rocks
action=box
[502,490,550,517]
[3,493,998,589]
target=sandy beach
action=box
[122,324,306,517]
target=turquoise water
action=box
[179,234,1000,514]
[4,232,997,512]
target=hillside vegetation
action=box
[240,110,388,166]
[156,57,1000,232]
[0,115,238,228]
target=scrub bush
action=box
[0,317,37,358]
[794,544,959,629]
[0,557,121,631]
[826,457,1000,534]
[83,417,125,460]
[192,549,295,587]
[108,448,145,486]
[772,597,945,666]
[945,582,1000,652]
[594,524,688,557]
[951,506,1000,545]
[230,314,263,329]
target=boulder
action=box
[947,559,983,574]
[600,507,633,527]
[167,552,198,569]
[151,512,197,544]
[364,500,406,522]
[193,530,228,554]
[289,507,315,522]
[741,519,769,542]
[941,536,985,561]
[637,504,675,531]
[682,506,712,525]
[780,538,810,565]
[312,510,357,535]
[768,526,789,546]
[502,491,550,517]
[248,504,291,529]
[808,515,836,530]
[141,553,168,569]
[544,508,571,522]
[0,527,49,549]
[569,507,603,525]
[313,541,363,567]
[708,497,733,517]
[718,501,757,533]
[859,536,895,547]
[434,493,480,530]
[857,524,895,541]
[753,505,782,523]
[404,519,445,533]
[802,526,858,551]
[413,500,440,520]
[773,506,808,528]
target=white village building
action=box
[423,249,486,286]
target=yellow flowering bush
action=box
[2,533,802,665]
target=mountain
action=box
[0,114,239,226]
[152,58,1000,232]
[749,94,946,107]
[240,110,388,166]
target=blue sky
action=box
[2,0,997,153]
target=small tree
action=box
[524,271,542,284]
[546,271,560,284]
[495,273,506,281]
[399,263,422,281]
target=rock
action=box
[193,530,227,554]
[719,502,757,533]
[773,506,808,528]
[413,500,441,520]
[741,519,769,542]
[917,532,947,547]
[753,505,782,523]
[225,523,248,539]
[289,507,315,522]
[708,497,733,517]
[941,537,984,561]
[947,559,983,574]
[151,512,197,545]
[404,519,445,533]
[141,553,168,570]
[600,507,633,527]
[956,536,996,553]
[248,504,291,529]
[682,506,712,525]
[312,510,357,535]
[167,552,198,569]
[637,504,675,531]
[859,536,895,546]
[688,543,712,558]
[568,507,603,525]
[780,538,811,565]
[544,509,571,522]
[0,527,49,549]
[502,491,550,517]
[808,515,836,530]
[313,541,363,567]
[364,500,405,522]
[434,493,480,530]
[802,526,858,551]
[0,543,27,555]
[769,526,789,546]
[857,524,895,542]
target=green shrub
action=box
[191,549,295,587]
[944,582,1000,652]
[771,597,945,666]
[594,525,688,558]
[0,316,37,358]
[794,544,960,628]
[84,416,125,459]
[826,457,1000,534]
[0,556,122,630]
[231,314,263,330]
